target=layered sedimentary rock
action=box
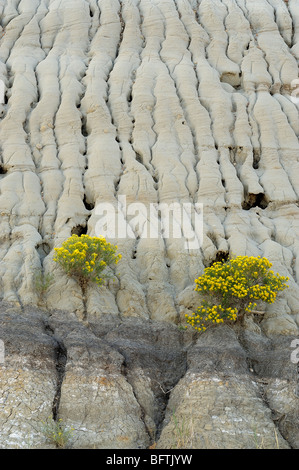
[0,303,298,449]
[0,0,299,449]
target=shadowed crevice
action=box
[242,192,269,210]
[43,320,67,422]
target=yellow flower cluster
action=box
[53,234,121,286]
[41,417,74,449]
[186,255,289,332]
[185,304,237,332]
[244,302,257,312]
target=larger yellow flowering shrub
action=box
[53,234,121,290]
[186,256,289,332]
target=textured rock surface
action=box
[0,0,298,334]
[157,325,299,449]
[0,305,58,448]
[0,302,298,449]
[0,0,299,449]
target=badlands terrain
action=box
[0,0,299,449]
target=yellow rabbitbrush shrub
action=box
[186,256,289,332]
[53,234,121,290]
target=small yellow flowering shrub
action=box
[186,256,289,332]
[53,234,121,290]
[41,416,74,449]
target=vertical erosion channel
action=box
[43,320,67,421]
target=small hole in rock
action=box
[83,195,95,211]
[81,122,88,137]
[209,250,230,266]
[242,193,268,210]
[36,242,51,261]
[71,225,88,236]
[253,149,260,169]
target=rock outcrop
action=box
[0,0,299,449]
[0,302,298,449]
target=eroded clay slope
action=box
[0,0,299,334]
[0,1,299,450]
